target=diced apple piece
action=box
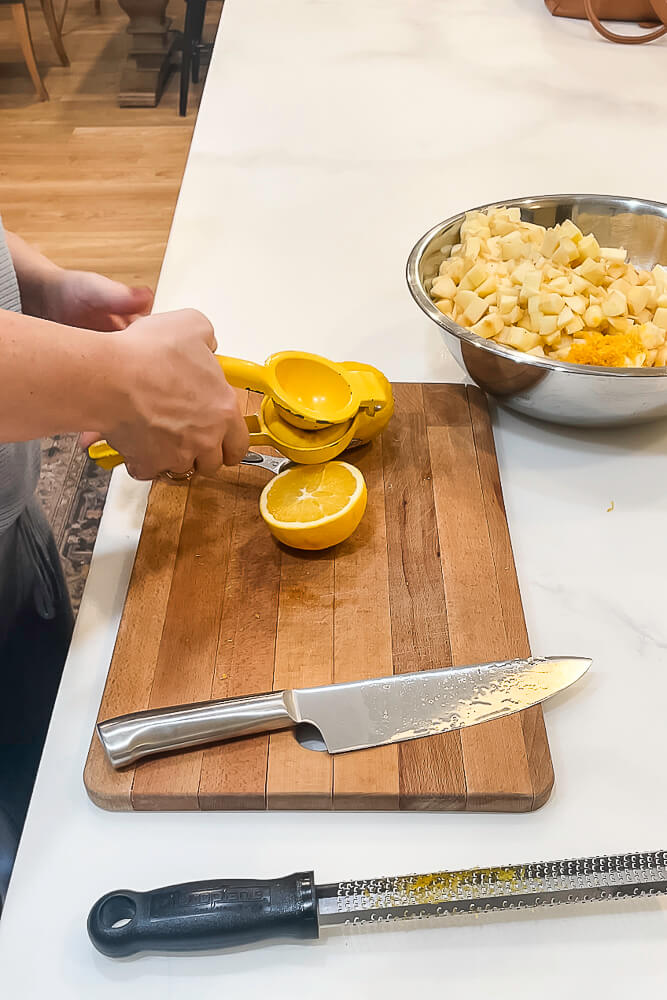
[440,257,465,283]
[564,295,587,315]
[602,289,627,317]
[609,278,631,296]
[505,305,522,324]
[455,289,476,309]
[511,261,533,285]
[527,345,546,357]
[463,237,481,260]
[565,315,584,335]
[498,327,542,352]
[552,238,579,266]
[577,233,601,260]
[575,258,605,285]
[652,264,667,294]
[655,346,667,366]
[599,246,627,264]
[539,292,564,315]
[571,274,591,294]
[499,294,519,316]
[540,229,559,258]
[527,294,542,318]
[559,219,583,243]
[607,264,628,281]
[646,349,658,366]
[637,269,652,285]
[639,323,665,349]
[520,269,542,299]
[657,293,667,309]
[538,314,558,336]
[476,275,498,298]
[608,316,633,334]
[557,305,575,328]
[459,261,487,290]
[626,285,651,316]
[500,232,529,261]
[434,299,454,316]
[543,330,562,346]
[431,275,457,300]
[637,308,652,324]
[470,314,504,339]
[653,307,667,330]
[622,264,639,286]
[546,276,573,295]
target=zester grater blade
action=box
[316,850,667,925]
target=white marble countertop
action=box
[1,0,666,995]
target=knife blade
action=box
[97,655,590,768]
[88,848,667,956]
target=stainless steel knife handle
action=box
[97,691,295,769]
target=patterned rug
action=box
[36,436,111,615]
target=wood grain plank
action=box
[466,387,553,809]
[266,549,334,810]
[83,480,189,810]
[424,384,533,812]
[198,394,282,809]
[130,469,240,810]
[382,384,466,810]
[332,437,400,810]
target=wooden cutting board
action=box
[84,383,553,812]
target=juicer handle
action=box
[86,416,270,473]
[216,355,271,395]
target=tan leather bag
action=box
[546,0,667,42]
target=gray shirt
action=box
[0,218,41,535]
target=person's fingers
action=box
[195,444,224,478]
[221,412,250,466]
[125,463,155,482]
[79,431,103,449]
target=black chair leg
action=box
[180,0,195,116]
[191,0,207,85]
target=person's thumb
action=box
[99,281,154,318]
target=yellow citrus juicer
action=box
[88,353,394,470]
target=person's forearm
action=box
[4,231,62,319]
[0,308,124,442]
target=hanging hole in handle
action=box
[99,895,137,930]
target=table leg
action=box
[116,0,178,107]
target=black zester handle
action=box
[87,872,318,957]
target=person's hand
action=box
[41,268,153,332]
[80,309,249,480]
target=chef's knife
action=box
[97,655,590,768]
[88,849,667,957]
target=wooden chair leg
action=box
[180,0,195,116]
[191,0,206,85]
[40,0,70,67]
[10,3,49,101]
[94,0,101,13]
[57,0,70,33]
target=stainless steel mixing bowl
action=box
[406,194,667,427]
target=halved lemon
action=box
[259,461,367,550]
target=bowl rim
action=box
[406,192,667,380]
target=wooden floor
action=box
[1,0,220,608]
[0,0,217,285]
